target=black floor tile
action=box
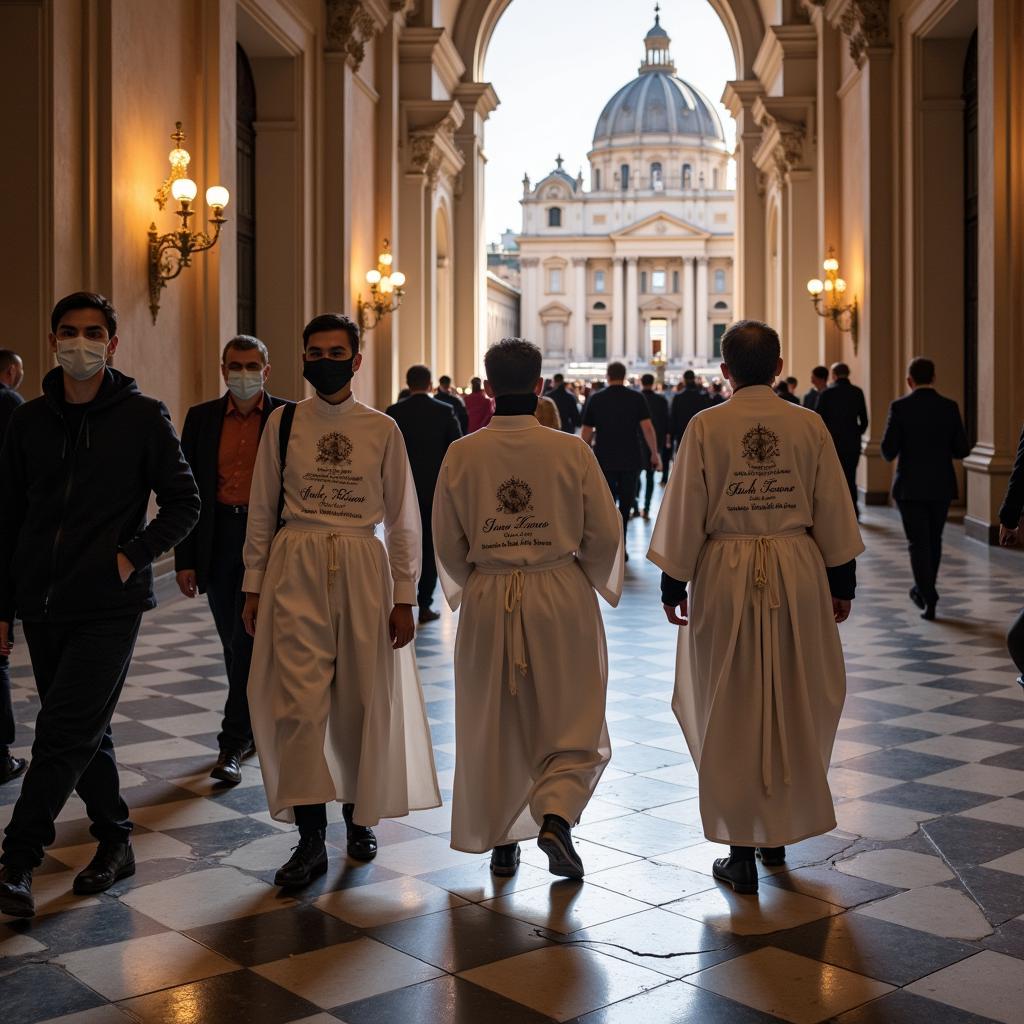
[831,988,1000,1023]
[110,721,178,745]
[762,865,898,909]
[956,724,1024,745]
[980,746,1024,771]
[163,816,279,858]
[121,778,201,808]
[0,962,105,1024]
[981,915,1024,959]
[922,816,1024,868]
[116,696,213,719]
[868,782,992,815]
[946,867,1024,926]
[938,697,1024,723]
[840,748,962,782]
[5,899,167,955]
[570,980,777,1023]
[836,724,936,748]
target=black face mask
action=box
[303,356,354,395]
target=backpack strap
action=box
[276,402,297,531]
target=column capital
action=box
[696,256,709,266]
[571,256,587,267]
[625,255,639,265]
[520,257,540,268]
[831,0,892,70]
[325,0,396,69]
[612,255,625,266]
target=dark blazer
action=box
[803,387,822,411]
[386,393,462,505]
[670,385,711,444]
[544,384,582,433]
[816,378,869,459]
[174,391,290,593]
[0,382,24,443]
[433,389,468,434]
[880,387,970,502]
[999,425,1024,528]
[640,389,670,454]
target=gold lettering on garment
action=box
[300,432,367,520]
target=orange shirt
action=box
[216,394,264,506]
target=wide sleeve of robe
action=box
[810,426,865,566]
[577,442,625,607]
[380,422,422,606]
[432,455,472,611]
[242,404,285,595]
[647,418,709,581]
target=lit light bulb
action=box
[366,269,382,285]
[823,279,834,292]
[379,276,394,294]
[379,252,393,267]
[823,257,839,273]
[206,185,229,210]
[806,278,824,296]
[834,278,847,294]
[168,147,191,169]
[171,177,198,203]
[390,271,406,288]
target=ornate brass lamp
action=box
[807,248,858,352]
[357,241,406,333]
[148,122,229,323]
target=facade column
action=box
[682,256,695,359]
[695,257,709,361]
[572,258,586,362]
[611,256,624,358]
[520,257,538,347]
[625,257,639,365]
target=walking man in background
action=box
[175,335,290,784]
[803,366,828,410]
[670,369,711,451]
[639,373,670,516]
[545,373,582,434]
[881,357,970,621]
[434,375,468,434]
[816,362,869,518]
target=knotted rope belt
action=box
[475,555,577,696]
[710,528,808,794]
[279,523,377,585]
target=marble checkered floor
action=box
[3,502,1024,1023]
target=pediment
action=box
[640,296,681,313]
[611,212,711,240]
[539,300,573,321]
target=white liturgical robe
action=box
[432,414,624,853]
[243,393,440,825]
[648,385,864,846]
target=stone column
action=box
[572,257,587,362]
[625,257,639,365]
[695,257,709,361]
[682,256,695,359]
[611,257,624,358]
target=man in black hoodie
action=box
[0,292,200,918]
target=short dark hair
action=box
[302,312,360,354]
[553,373,564,384]
[51,292,118,338]
[641,373,655,387]
[786,376,798,388]
[721,320,781,387]
[221,334,269,365]
[908,357,935,385]
[484,338,542,395]
[683,369,696,382]
[832,362,850,378]
[0,349,21,375]
[406,364,432,390]
[607,361,626,382]
[470,376,482,391]
[439,375,452,387]
[811,365,829,381]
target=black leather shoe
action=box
[418,607,441,624]
[909,587,925,611]
[922,603,937,621]
[1017,675,1024,692]
[490,843,520,877]
[211,741,256,784]
[342,803,377,861]
[0,865,34,918]
[0,755,27,785]
[73,840,135,895]
[274,830,328,887]
[713,856,758,894]
[538,814,584,879]
[756,846,786,867]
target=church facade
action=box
[516,14,735,377]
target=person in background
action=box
[0,350,24,440]
[670,370,711,451]
[880,357,970,621]
[775,377,799,404]
[639,373,670,516]
[545,373,582,434]
[816,362,869,518]
[434,375,469,434]
[803,366,829,410]
[0,292,200,918]
[174,335,290,785]
[535,393,561,429]
[999,424,1024,688]
[464,377,494,433]
[708,380,726,406]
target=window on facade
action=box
[652,270,666,293]
[713,323,726,359]
[594,168,601,190]
[593,301,607,310]
[640,271,648,293]
[548,207,562,227]
[714,269,726,292]
[545,320,565,353]
[713,300,728,310]
[672,270,679,293]
[712,168,720,189]
[682,163,692,189]
[650,162,663,191]
[594,269,606,292]
[620,163,630,190]
[548,268,563,293]
[592,323,607,359]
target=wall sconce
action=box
[148,122,229,323]
[357,240,406,333]
[807,247,859,352]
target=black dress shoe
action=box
[538,814,584,879]
[73,840,135,895]
[713,856,758,894]
[922,603,937,621]
[909,587,925,611]
[756,846,786,867]
[490,842,520,877]
[1017,675,1024,692]
[274,830,328,887]
[0,865,34,918]
[342,803,377,861]
[418,607,441,624]
[0,755,27,785]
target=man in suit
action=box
[670,370,711,450]
[387,365,462,622]
[544,373,582,434]
[803,366,828,410]
[881,357,970,621]
[434,375,469,434]
[816,362,869,518]
[174,335,290,784]
[638,373,670,516]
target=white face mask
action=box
[56,338,109,382]
[226,369,264,402]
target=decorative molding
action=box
[404,100,466,190]
[325,0,390,69]
[838,0,891,69]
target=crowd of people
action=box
[0,291,1021,920]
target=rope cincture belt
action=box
[475,555,576,696]
[710,528,807,794]
[279,523,377,586]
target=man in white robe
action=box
[242,313,440,888]
[648,320,863,895]
[432,338,623,879]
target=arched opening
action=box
[548,206,562,227]
[236,44,257,336]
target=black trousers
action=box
[603,469,639,537]
[660,444,673,485]
[838,452,860,516]
[1008,608,1024,675]
[0,635,13,758]
[897,499,950,607]
[418,499,438,609]
[640,467,656,513]
[294,802,327,834]
[206,508,254,751]
[2,614,141,868]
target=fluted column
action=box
[625,257,639,365]
[695,257,709,361]
[572,257,587,362]
[611,257,624,359]
[682,256,695,359]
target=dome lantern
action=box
[640,4,675,76]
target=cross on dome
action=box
[555,154,564,170]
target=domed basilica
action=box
[516,8,735,377]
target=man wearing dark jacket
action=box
[174,335,290,785]
[434,375,469,434]
[816,362,869,517]
[638,373,670,518]
[387,365,462,622]
[0,292,200,918]
[544,373,582,433]
[803,365,828,410]
[881,357,970,621]
[670,370,711,449]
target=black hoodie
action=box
[0,366,200,623]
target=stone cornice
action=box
[399,27,466,95]
[722,79,764,120]
[753,25,818,91]
[453,82,500,126]
[751,96,813,186]
[403,100,466,188]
